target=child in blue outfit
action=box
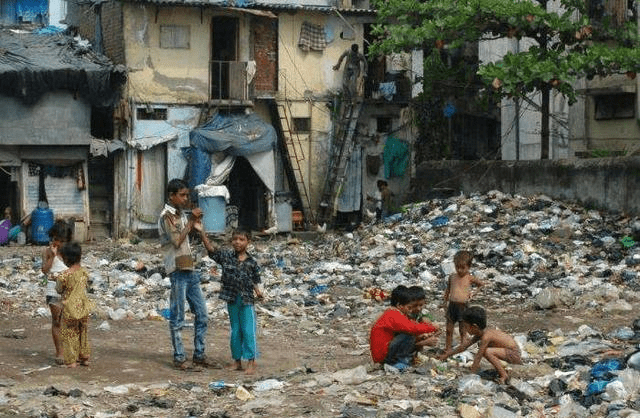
[202,229,263,374]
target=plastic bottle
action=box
[209,380,226,390]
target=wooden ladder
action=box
[317,99,364,226]
[270,99,315,226]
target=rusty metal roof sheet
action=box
[118,0,374,14]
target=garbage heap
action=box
[1,190,640,418]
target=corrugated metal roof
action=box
[119,0,374,14]
[0,28,126,106]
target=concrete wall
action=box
[277,12,359,97]
[121,4,255,103]
[0,93,91,145]
[411,157,640,215]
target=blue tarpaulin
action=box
[185,113,277,192]
[189,113,276,157]
[16,0,48,22]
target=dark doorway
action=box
[0,168,18,224]
[226,157,267,231]
[211,17,239,100]
[89,106,115,239]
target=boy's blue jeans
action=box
[227,295,258,361]
[169,270,208,363]
[384,333,416,367]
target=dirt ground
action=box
[1,293,635,383]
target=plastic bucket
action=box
[198,196,226,233]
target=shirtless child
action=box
[438,306,522,384]
[441,250,485,355]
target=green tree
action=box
[370,0,640,159]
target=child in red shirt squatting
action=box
[369,285,439,371]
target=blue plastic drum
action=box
[31,206,54,245]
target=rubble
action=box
[1,191,640,417]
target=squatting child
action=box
[439,305,522,384]
[42,220,73,365]
[369,285,439,371]
[56,242,95,368]
[441,250,485,356]
[201,229,263,375]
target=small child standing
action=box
[56,242,95,368]
[201,229,262,375]
[438,306,522,384]
[370,285,439,371]
[41,220,73,365]
[441,250,485,356]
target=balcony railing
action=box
[210,60,251,102]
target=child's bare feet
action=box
[226,360,243,371]
[497,376,509,385]
[245,359,256,375]
[66,362,77,368]
[79,358,90,366]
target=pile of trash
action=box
[2,190,640,417]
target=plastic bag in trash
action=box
[590,358,624,380]
[627,351,640,370]
[310,285,328,295]
[431,216,449,227]
[585,380,609,396]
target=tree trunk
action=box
[540,85,550,159]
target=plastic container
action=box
[0,220,10,245]
[275,201,292,232]
[31,205,54,245]
[198,195,226,233]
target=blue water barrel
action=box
[31,206,54,245]
[198,196,226,233]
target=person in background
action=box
[158,178,212,371]
[41,220,73,365]
[333,43,368,100]
[201,229,263,375]
[56,242,94,367]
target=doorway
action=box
[226,157,267,232]
[211,17,239,100]
[0,167,18,224]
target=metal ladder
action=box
[269,99,315,226]
[317,99,364,226]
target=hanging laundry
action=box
[298,22,327,51]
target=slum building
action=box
[64,0,423,237]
